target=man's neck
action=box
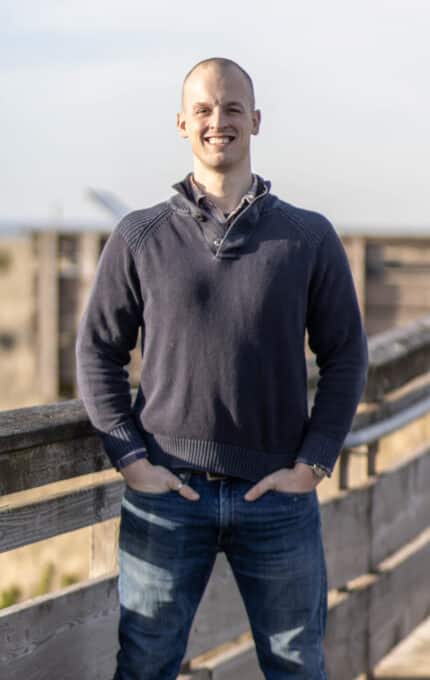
[192,164,254,214]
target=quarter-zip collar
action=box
[169,173,272,259]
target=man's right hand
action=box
[120,458,200,501]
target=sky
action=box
[0,0,429,231]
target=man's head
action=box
[177,57,261,175]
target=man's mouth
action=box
[203,135,235,146]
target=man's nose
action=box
[208,106,228,129]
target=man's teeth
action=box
[206,137,233,144]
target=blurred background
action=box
[0,2,429,678]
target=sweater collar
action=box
[169,173,273,260]
[171,173,271,212]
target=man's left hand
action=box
[244,462,320,501]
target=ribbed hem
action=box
[294,430,344,477]
[144,432,298,482]
[99,418,148,471]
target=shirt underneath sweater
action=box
[75,173,369,482]
[189,172,258,227]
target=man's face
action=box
[177,65,261,173]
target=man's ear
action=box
[176,112,188,139]
[252,109,261,135]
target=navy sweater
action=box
[75,174,369,482]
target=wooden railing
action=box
[1,316,430,679]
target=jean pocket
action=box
[271,488,315,498]
[125,482,173,497]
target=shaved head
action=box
[181,57,256,111]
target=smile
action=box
[204,136,235,145]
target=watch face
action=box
[313,465,326,478]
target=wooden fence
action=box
[0,315,430,679]
[2,228,430,407]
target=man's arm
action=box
[294,219,369,477]
[75,219,148,472]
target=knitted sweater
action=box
[75,174,369,482]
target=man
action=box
[76,57,368,679]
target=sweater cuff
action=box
[294,430,345,478]
[116,450,148,470]
[98,418,148,471]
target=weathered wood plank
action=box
[0,573,120,680]
[321,445,430,587]
[324,584,372,680]
[89,517,119,578]
[377,243,430,265]
[76,232,101,322]
[376,269,430,286]
[0,552,249,679]
[0,478,124,553]
[190,634,264,680]
[366,313,430,339]
[0,434,110,496]
[320,485,372,590]
[373,616,430,678]
[364,314,430,401]
[344,236,366,317]
[184,554,250,660]
[325,528,430,678]
[37,230,59,402]
[0,398,94,454]
[368,527,430,667]
[370,443,430,566]
[367,281,430,308]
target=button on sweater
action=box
[75,173,369,482]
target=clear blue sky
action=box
[1,0,428,229]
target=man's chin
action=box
[197,155,237,172]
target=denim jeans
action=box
[113,471,328,680]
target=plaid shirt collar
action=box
[188,173,258,225]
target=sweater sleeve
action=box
[295,220,369,476]
[75,221,148,471]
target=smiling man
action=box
[76,57,369,679]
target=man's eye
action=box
[196,109,209,114]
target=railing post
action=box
[339,447,351,489]
[89,517,119,578]
[37,229,59,402]
[348,235,367,320]
[73,232,101,397]
[76,232,101,321]
[367,440,380,476]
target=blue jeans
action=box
[113,471,328,679]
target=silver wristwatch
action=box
[308,463,328,480]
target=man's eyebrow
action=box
[192,101,245,109]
